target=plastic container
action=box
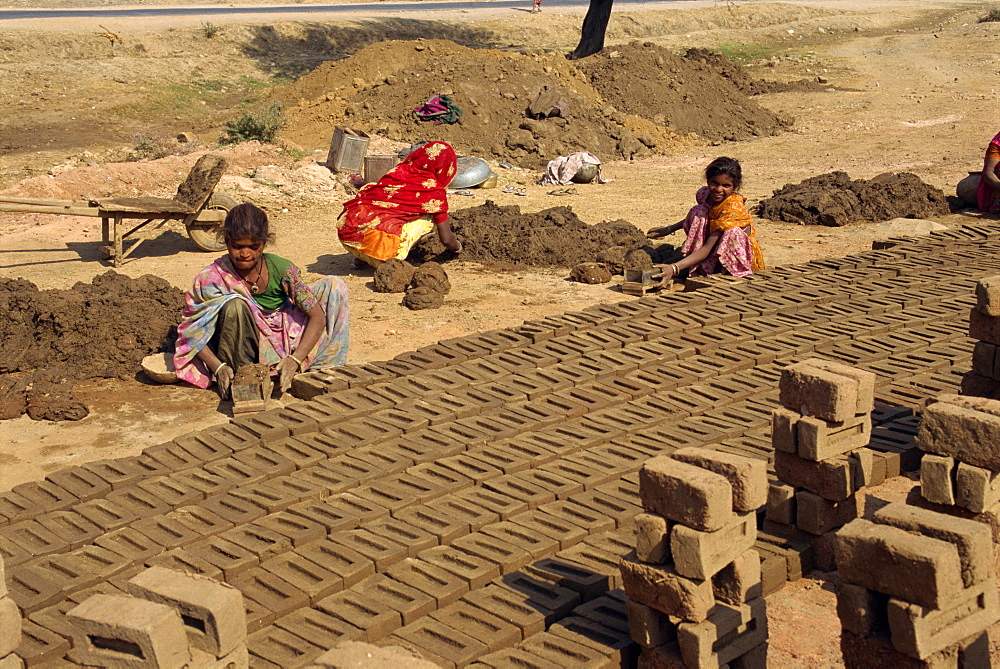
[363,155,400,184]
[478,173,498,189]
[326,127,370,173]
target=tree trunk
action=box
[567,0,614,60]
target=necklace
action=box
[240,257,264,294]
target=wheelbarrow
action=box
[0,154,237,267]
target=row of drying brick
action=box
[0,253,972,536]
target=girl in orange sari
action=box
[337,140,462,267]
[650,156,764,283]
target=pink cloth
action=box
[977,131,1000,212]
[680,187,756,278]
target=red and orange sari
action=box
[337,141,457,264]
[681,189,764,277]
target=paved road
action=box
[0,0,705,22]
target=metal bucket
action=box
[327,127,370,173]
[363,155,400,184]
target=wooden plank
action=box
[0,196,92,207]
[0,203,101,216]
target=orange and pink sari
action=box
[681,187,764,277]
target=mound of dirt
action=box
[373,259,416,293]
[0,271,184,420]
[403,262,451,310]
[409,201,648,267]
[681,48,831,97]
[576,43,792,143]
[279,39,794,168]
[755,172,951,226]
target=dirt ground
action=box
[2,0,1000,664]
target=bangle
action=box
[288,354,303,369]
[213,362,228,379]
[670,264,679,275]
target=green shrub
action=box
[980,8,1000,22]
[126,132,169,161]
[220,102,285,145]
[202,22,221,38]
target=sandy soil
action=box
[2,1,1000,663]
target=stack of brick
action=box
[0,557,24,669]
[619,449,769,667]
[835,502,999,667]
[964,275,1000,399]
[914,393,1000,538]
[66,566,247,668]
[767,358,877,570]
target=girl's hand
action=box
[647,226,670,239]
[214,363,234,399]
[651,263,676,288]
[276,355,302,392]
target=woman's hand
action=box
[214,363,234,399]
[647,222,683,239]
[651,263,677,289]
[276,355,302,392]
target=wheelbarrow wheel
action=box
[187,192,239,252]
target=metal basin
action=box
[450,156,492,188]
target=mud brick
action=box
[79,458,148,490]
[872,503,992,589]
[5,562,65,613]
[249,513,322,549]
[639,456,733,532]
[74,497,139,532]
[538,459,607,494]
[393,506,465,545]
[16,617,69,666]
[973,276,1000,316]
[32,511,102,551]
[320,454,381,486]
[436,454,502,484]
[467,444,532,475]
[955,461,1000,514]
[287,466,354,496]
[633,512,670,564]
[136,477,203,510]
[105,485,173,519]
[261,549,343,604]
[550,615,637,666]
[518,631,608,668]
[671,511,756,580]
[247,626,324,667]
[429,602,520,654]
[796,490,862,535]
[713,550,762,606]
[765,484,797,526]
[970,306,1000,345]
[388,431,463,462]
[231,566,309,619]
[510,509,587,551]
[677,598,768,669]
[384,557,468,608]
[387,617,488,667]
[487,470,566,506]
[419,545,499,590]
[429,419,495,450]
[0,599,20,658]
[455,486,529,520]
[9,481,76,515]
[920,454,956,506]
[426,496,498,533]
[462,584,547,637]
[171,469,236,498]
[482,521,560,561]
[452,532,533,575]
[187,537,259,579]
[295,539,374,589]
[164,504,235,539]
[888,578,999,660]
[199,492,265,525]
[797,413,872,462]
[917,396,1000,470]
[626,599,677,649]
[351,482,419,514]
[203,457,270,489]
[66,594,190,669]
[259,438,325,471]
[266,474,328,506]
[328,528,406,571]
[329,418,403,450]
[518,557,604,600]
[837,582,889,636]
[44,467,111,503]
[779,361,859,422]
[367,518,438,557]
[273,606,363,651]
[539,500,615,537]
[145,546,223,580]
[836,518,964,609]
[318,491,391,526]
[93,527,163,565]
[406,462,472,496]
[0,520,68,558]
[972,341,999,379]
[774,450,864,502]
[575,444,655,479]
[231,446,298,479]
[356,573,436,626]
[670,447,766,512]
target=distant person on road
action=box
[977,130,1000,213]
[531,0,542,13]
[647,156,764,284]
[337,140,462,268]
[174,203,350,399]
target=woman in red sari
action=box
[337,141,462,267]
[977,131,1000,213]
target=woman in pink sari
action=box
[977,131,1000,213]
[173,203,349,399]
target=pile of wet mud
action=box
[409,201,650,268]
[0,272,183,421]
[755,172,952,226]
[279,39,794,168]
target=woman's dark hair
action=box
[705,156,743,191]
[222,203,275,245]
